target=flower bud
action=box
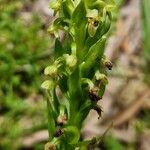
[49,0,61,12]
[44,65,58,76]
[48,24,55,34]
[41,80,54,90]
[64,54,77,68]
[95,71,108,85]
[86,9,98,18]
[56,114,67,125]
[104,60,113,70]
[102,57,113,70]
[45,142,56,150]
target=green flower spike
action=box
[42,0,115,149]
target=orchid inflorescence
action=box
[41,0,115,149]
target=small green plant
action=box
[141,0,150,61]
[42,0,115,149]
[141,0,150,84]
[102,135,125,150]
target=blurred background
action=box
[0,0,149,150]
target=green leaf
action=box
[74,138,96,148]
[98,84,106,98]
[103,135,125,150]
[53,88,60,112]
[63,33,73,54]
[72,0,87,60]
[81,36,106,75]
[60,1,73,18]
[65,126,80,144]
[68,68,83,123]
[100,13,112,36]
[76,99,93,125]
[54,38,64,59]
[68,68,82,102]
[59,75,68,94]
[46,96,56,140]
[62,98,70,119]
[142,0,150,61]
[72,1,86,27]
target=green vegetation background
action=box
[0,0,51,149]
[0,0,149,150]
